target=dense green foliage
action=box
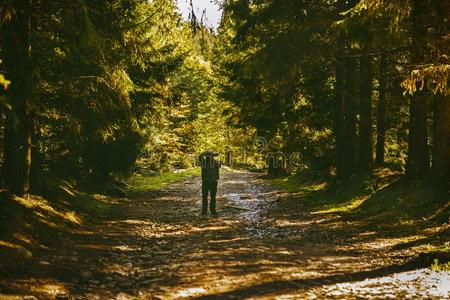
[0,0,252,195]
[0,3,448,296]
[0,0,449,197]
[217,0,449,180]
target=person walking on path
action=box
[199,151,220,215]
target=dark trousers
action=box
[202,180,217,214]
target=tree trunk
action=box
[406,94,430,179]
[432,95,450,182]
[334,37,346,178]
[30,117,43,187]
[406,0,431,179]
[358,53,373,172]
[431,0,450,183]
[376,52,387,166]
[1,0,34,196]
[266,152,287,177]
[343,55,358,177]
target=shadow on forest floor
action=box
[0,169,448,299]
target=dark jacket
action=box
[200,155,220,182]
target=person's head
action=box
[204,154,213,166]
[200,151,218,167]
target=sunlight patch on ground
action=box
[174,287,207,298]
[76,243,127,251]
[112,219,155,225]
[355,237,422,251]
[0,280,68,298]
[13,195,82,225]
[0,240,32,258]
[32,283,68,296]
[322,268,450,298]
[112,245,141,252]
[315,197,366,214]
[208,237,248,244]
[30,282,68,297]
[189,225,230,233]
[275,219,316,227]
[139,223,236,239]
[357,231,378,237]
[0,240,25,250]
[224,180,250,184]
[271,176,327,195]
[126,169,200,194]
[102,263,134,276]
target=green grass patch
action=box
[271,169,449,260]
[270,168,449,224]
[270,171,374,214]
[271,173,327,194]
[125,168,200,196]
[431,258,450,271]
[316,197,366,214]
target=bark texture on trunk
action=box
[376,53,387,166]
[1,0,34,196]
[406,0,430,179]
[343,56,359,177]
[358,53,373,172]
[431,0,450,183]
[334,41,346,178]
[432,95,450,182]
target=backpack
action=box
[201,156,220,182]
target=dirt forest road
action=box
[0,170,448,299]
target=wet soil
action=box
[0,170,448,299]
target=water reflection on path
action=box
[220,172,280,239]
